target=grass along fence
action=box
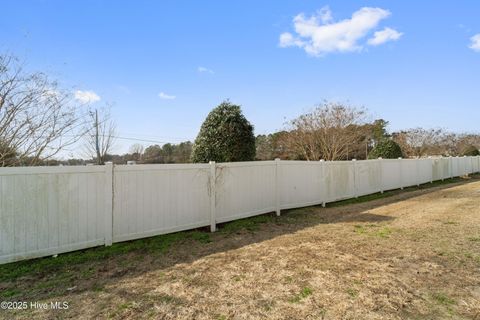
[0,156,479,265]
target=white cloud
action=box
[74,90,100,103]
[158,92,176,100]
[198,66,214,74]
[318,6,333,24]
[367,27,403,46]
[279,7,400,56]
[279,32,304,48]
[469,34,480,52]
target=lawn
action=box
[1,175,479,319]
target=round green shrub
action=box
[368,139,403,159]
[191,101,255,163]
[461,145,480,156]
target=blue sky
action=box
[1,1,479,155]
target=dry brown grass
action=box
[1,178,480,319]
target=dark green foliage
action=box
[142,141,193,163]
[368,139,403,159]
[255,131,290,160]
[0,140,17,166]
[370,119,390,144]
[461,145,480,156]
[191,101,255,163]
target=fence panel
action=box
[0,166,107,264]
[465,157,473,174]
[416,159,432,184]
[1,156,479,265]
[215,161,276,223]
[400,159,418,187]
[473,156,480,173]
[112,164,211,242]
[381,159,402,191]
[279,161,325,210]
[433,158,449,181]
[324,161,355,202]
[354,160,381,197]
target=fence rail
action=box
[1,156,479,264]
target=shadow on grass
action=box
[0,174,478,301]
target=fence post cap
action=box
[209,161,215,164]
[319,159,325,162]
[275,158,281,161]
[352,159,357,161]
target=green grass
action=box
[0,173,477,284]
[0,288,20,298]
[443,221,458,225]
[430,292,457,315]
[289,287,313,303]
[328,175,477,208]
[0,230,210,282]
[157,293,183,305]
[353,224,392,238]
[354,225,367,234]
[375,227,392,238]
[219,214,275,234]
[346,288,358,298]
[431,292,456,306]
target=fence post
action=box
[416,157,420,186]
[320,159,326,207]
[275,158,281,216]
[428,156,433,183]
[449,156,453,179]
[104,162,113,246]
[441,157,444,181]
[378,157,384,194]
[464,155,469,177]
[352,159,358,198]
[209,161,216,232]
[398,157,404,189]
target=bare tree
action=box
[392,128,445,157]
[0,54,84,166]
[283,101,368,161]
[456,133,480,154]
[439,132,460,156]
[83,107,116,164]
[129,143,144,161]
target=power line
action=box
[112,135,181,144]
[116,132,191,142]
[53,134,191,145]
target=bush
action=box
[0,140,17,167]
[191,101,255,163]
[461,145,480,156]
[368,139,403,159]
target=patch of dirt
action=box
[2,179,480,319]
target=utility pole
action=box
[95,109,102,165]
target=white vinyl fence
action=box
[1,156,479,264]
